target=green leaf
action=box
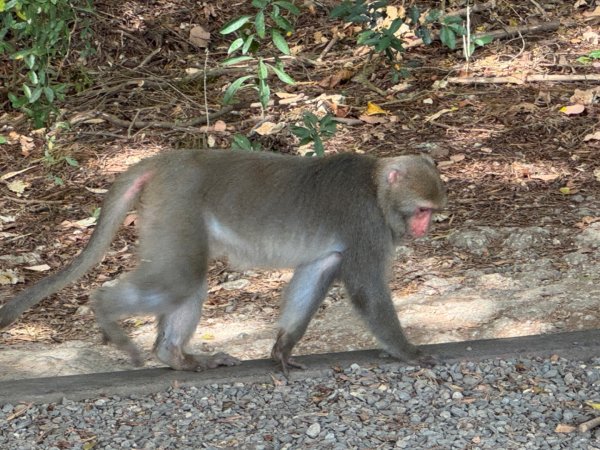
[258,79,270,109]
[375,36,391,52]
[272,14,293,32]
[25,53,35,69]
[588,50,600,59]
[443,15,464,25]
[252,0,268,8]
[271,29,290,55]
[416,27,432,45]
[258,58,268,80]
[222,55,254,66]
[255,10,265,38]
[28,87,42,103]
[473,35,493,46]
[64,156,79,167]
[291,126,310,139]
[28,70,38,85]
[223,75,254,104]
[313,136,325,156]
[447,23,466,36]
[273,1,301,15]
[440,26,456,50]
[268,63,295,84]
[388,18,404,35]
[228,37,245,54]
[23,83,32,99]
[242,35,255,54]
[231,134,253,151]
[220,15,252,34]
[302,112,318,128]
[0,135,7,144]
[426,9,442,23]
[408,5,420,24]
[11,49,31,60]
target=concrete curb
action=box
[1,329,598,405]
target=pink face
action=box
[408,207,433,238]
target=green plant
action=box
[331,1,493,79]
[220,0,298,109]
[291,112,337,156]
[230,133,264,152]
[0,0,94,127]
[42,133,78,167]
[577,50,600,64]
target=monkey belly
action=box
[206,214,345,269]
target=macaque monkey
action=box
[0,150,447,374]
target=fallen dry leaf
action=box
[7,180,28,194]
[123,213,138,227]
[19,135,34,156]
[560,104,585,115]
[190,25,210,48]
[584,131,600,142]
[358,114,388,124]
[365,102,389,116]
[85,186,108,194]
[254,121,285,136]
[583,6,600,17]
[570,87,599,105]
[213,120,227,132]
[531,173,560,182]
[25,264,51,272]
[0,269,22,285]
[318,68,355,89]
[555,424,576,433]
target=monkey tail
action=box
[0,166,154,330]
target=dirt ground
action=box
[0,1,599,380]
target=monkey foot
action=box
[276,357,307,377]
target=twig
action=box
[447,74,600,84]
[317,36,338,62]
[406,19,561,49]
[446,0,496,18]
[134,47,162,70]
[96,105,236,131]
[528,0,547,16]
[203,49,210,129]
[128,109,142,138]
[470,20,560,42]
[578,417,600,433]
[4,195,62,205]
[332,117,364,126]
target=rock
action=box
[306,423,321,438]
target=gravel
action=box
[1,356,599,449]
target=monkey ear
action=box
[386,161,408,184]
[387,169,402,184]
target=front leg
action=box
[272,252,343,375]
[342,265,434,366]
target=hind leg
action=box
[93,275,174,366]
[153,280,240,371]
